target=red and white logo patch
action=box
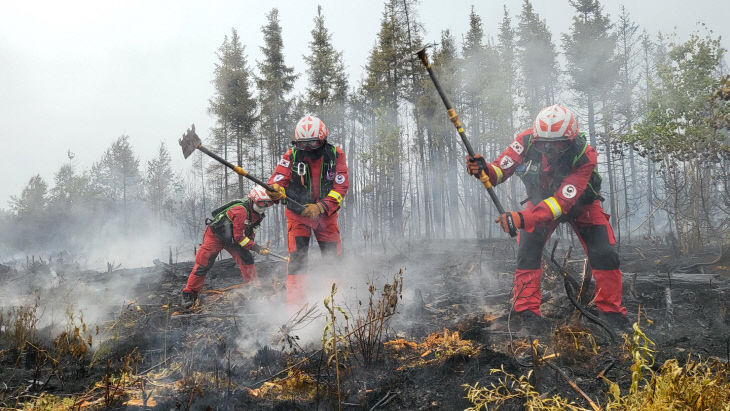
[561,184,577,199]
[510,140,524,155]
[273,174,285,182]
[278,158,290,168]
[499,155,515,169]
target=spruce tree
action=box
[209,29,257,199]
[562,0,617,147]
[303,6,348,134]
[91,135,141,229]
[145,141,176,221]
[9,174,48,218]
[516,0,559,119]
[257,8,297,162]
[256,8,298,246]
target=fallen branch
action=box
[543,361,600,411]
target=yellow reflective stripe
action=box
[238,237,251,247]
[490,164,503,184]
[543,197,563,219]
[327,190,343,204]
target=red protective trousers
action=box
[285,209,341,305]
[513,200,626,316]
[182,226,257,294]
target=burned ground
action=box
[1,239,728,410]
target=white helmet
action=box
[293,114,328,149]
[533,104,579,141]
[248,185,273,207]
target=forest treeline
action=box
[1,0,728,259]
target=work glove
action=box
[301,202,325,219]
[266,183,286,201]
[495,211,524,234]
[251,243,270,255]
[465,154,496,182]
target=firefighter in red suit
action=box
[181,186,274,308]
[466,105,627,330]
[266,114,349,306]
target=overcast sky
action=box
[1,0,728,207]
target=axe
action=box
[179,124,303,209]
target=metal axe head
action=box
[179,124,201,159]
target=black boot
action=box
[514,310,550,336]
[181,291,199,309]
[599,311,631,334]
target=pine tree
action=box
[9,174,48,218]
[516,0,559,119]
[145,142,176,222]
[257,8,298,161]
[48,162,91,209]
[562,0,619,234]
[303,6,349,133]
[498,5,523,210]
[562,0,617,146]
[91,135,141,229]
[362,0,415,237]
[256,8,298,246]
[614,5,641,240]
[209,29,257,199]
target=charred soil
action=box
[1,239,728,410]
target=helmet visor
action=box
[254,199,274,207]
[532,140,569,156]
[293,138,323,151]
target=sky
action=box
[1,0,728,207]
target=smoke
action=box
[233,240,502,357]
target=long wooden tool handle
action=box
[198,146,304,209]
[416,48,515,236]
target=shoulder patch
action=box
[499,156,515,169]
[561,184,577,199]
[273,174,285,182]
[278,158,291,168]
[510,140,524,155]
[335,174,346,184]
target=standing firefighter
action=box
[466,105,627,330]
[181,186,274,308]
[266,114,349,305]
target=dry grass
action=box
[384,328,481,370]
[464,366,591,411]
[248,366,318,401]
[464,310,730,410]
[346,269,403,365]
[553,324,599,366]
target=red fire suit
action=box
[268,143,349,303]
[182,203,263,294]
[486,128,626,316]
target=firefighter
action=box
[466,105,627,331]
[265,114,349,305]
[181,185,274,308]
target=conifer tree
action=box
[303,6,348,135]
[257,8,297,163]
[91,135,141,229]
[516,0,559,119]
[209,29,257,199]
[145,142,176,222]
[562,0,617,146]
[256,8,298,245]
[9,174,48,218]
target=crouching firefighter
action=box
[181,186,274,308]
[466,105,627,331]
[265,114,349,307]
